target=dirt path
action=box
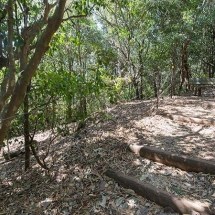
[0,96,215,214]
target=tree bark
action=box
[171,49,177,97]
[24,84,31,170]
[129,144,215,174]
[179,40,190,93]
[209,26,215,78]
[132,77,140,100]
[105,169,212,215]
[138,39,144,100]
[159,111,215,126]
[0,0,16,113]
[0,56,8,69]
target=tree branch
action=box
[43,1,58,22]
[63,4,96,21]
[63,14,87,21]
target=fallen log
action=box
[105,168,213,215]
[129,145,215,174]
[3,141,38,161]
[3,147,25,160]
[158,111,215,126]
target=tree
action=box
[2,0,215,152]
[99,0,152,100]
[0,0,67,150]
[0,0,107,149]
[38,17,115,124]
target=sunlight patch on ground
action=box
[199,127,215,136]
[133,158,142,166]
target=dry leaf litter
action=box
[0,96,215,215]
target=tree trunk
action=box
[153,70,161,107]
[153,81,157,98]
[179,40,190,94]
[171,49,177,97]
[24,84,31,170]
[138,40,144,100]
[21,0,31,170]
[79,97,87,119]
[209,26,215,78]
[139,73,143,100]
[0,30,9,69]
[170,66,175,98]
[132,77,140,100]
[135,86,140,99]
[67,58,74,121]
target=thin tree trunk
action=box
[171,66,175,98]
[153,81,157,98]
[138,46,144,100]
[170,49,176,98]
[132,77,140,100]
[179,40,190,94]
[155,71,161,108]
[24,84,31,170]
[21,0,32,170]
[67,58,74,121]
[76,21,87,120]
[209,27,215,78]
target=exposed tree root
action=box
[105,168,213,215]
[129,145,215,174]
[158,111,215,126]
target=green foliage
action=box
[5,0,215,139]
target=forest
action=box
[0,0,215,214]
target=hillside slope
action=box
[0,96,215,214]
